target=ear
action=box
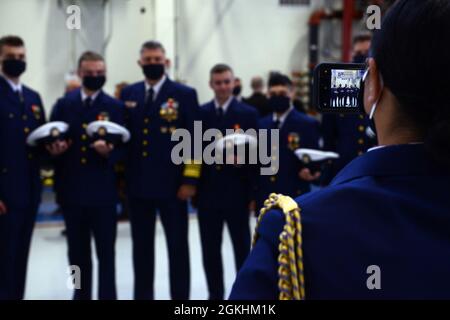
[364,58,383,114]
[288,86,295,100]
[209,79,214,90]
[137,59,142,67]
[165,58,171,69]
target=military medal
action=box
[160,98,179,122]
[287,132,301,151]
[31,105,41,120]
[97,112,110,121]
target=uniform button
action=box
[82,123,88,129]
[272,146,278,151]
[270,176,276,183]
[9,113,14,119]
[359,115,364,119]
[358,138,364,145]
[81,158,87,164]
[142,151,148,158]
[272,156,277,161]
[81,134,88,141]
[143,129,149,135]
[24,127,30,134]
[216,165,222,171]
[81,146,87,152]
[358,151,364,156]
[142,140,149,146]
[22,115,28,121]
[28,153,33,160]
[271,167,277,173]
[144,118,150,124]
[358,125,365,132]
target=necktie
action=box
[146,87,154,107]
[84,97,92,108]
[15,90,24,104]
[217,107,224,122]
[273,118,281,129]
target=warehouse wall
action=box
[0,0,346,111]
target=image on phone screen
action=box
[330,69,365,108]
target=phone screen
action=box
[330,69,365,109]
[313,63,366,114]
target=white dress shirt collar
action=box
[80,88,101,103]
[2,75,23,93]
[272,105,294,128]
[214,96,234,114]
[145,74,167,101]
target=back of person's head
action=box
[251,76,264,92]
[371,0,450,165]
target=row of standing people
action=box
[0,34,374,300]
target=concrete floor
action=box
[25,216,257,300]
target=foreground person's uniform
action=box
[0,75,46,300]
[230,144,450,299]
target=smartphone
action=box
[313,63,366,114]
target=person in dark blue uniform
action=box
[257,73,321,211]
[321,34,376,186]
[337,84,343,107]
[196,64,259,300]
[330,86,338,108]
[230,0,450,299]
[0,36,46,300]
[120,41,200,300]
[49,51,125,300]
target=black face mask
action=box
[2,59,26,78]
[353,53,368,64]
[83,75,106,91]
[143,64,165,80]
[233,86,242,96]
[268,95,291,114]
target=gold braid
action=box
[253,193,305,300]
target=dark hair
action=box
[0,35,25,55]
[210,63,233,76]
[141,41,166,54]
[371,0,450,165]
[353,33,372,45]
[268,72,293,88]
[78,51,104,69]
